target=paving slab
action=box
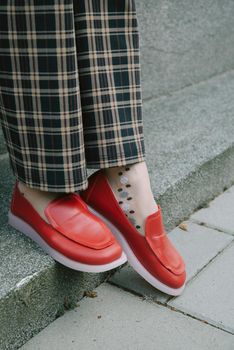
[190,185,234,235]
[169,241,234,334]
[109,222,233,303]
[19,283,234,350]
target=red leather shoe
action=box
[8,182,127,272]
[80,170,186,295]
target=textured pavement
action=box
[20,185,234,350]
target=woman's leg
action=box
[0,0,127,272]
[104,162,158,235]
[73,0,158,234]
[0,0,156,229]
[0,1,89,219]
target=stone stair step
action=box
[137,0,234,99]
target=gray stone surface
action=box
[109,222,233,302]
[191,185,234,235]
[167,222,233,280]
[144,70,234,230]
[0,159,111,350]
[110,264,169,303]
[20,283,234,350]
[169,242,234,334]
[137,0,234,99]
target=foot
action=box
[104,161,158,235]
[18,181,64,223]
[80,169,186,295]
[9,182,127,272]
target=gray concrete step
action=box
[137,0,234,99]
[143,69,234,230]
[1,69,234,349]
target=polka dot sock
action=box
[104,161,159,236]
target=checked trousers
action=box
[0,0,145,192]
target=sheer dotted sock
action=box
[104,161,159,236]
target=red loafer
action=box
[80,170,186,295]
[8,182,127,273]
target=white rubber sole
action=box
[8,211,127,273]
[88,206,186,296]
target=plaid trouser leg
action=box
[0,0,88,192]
[74,0,145,168]
[0,0,145,192]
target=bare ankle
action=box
[17,181,63,222]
